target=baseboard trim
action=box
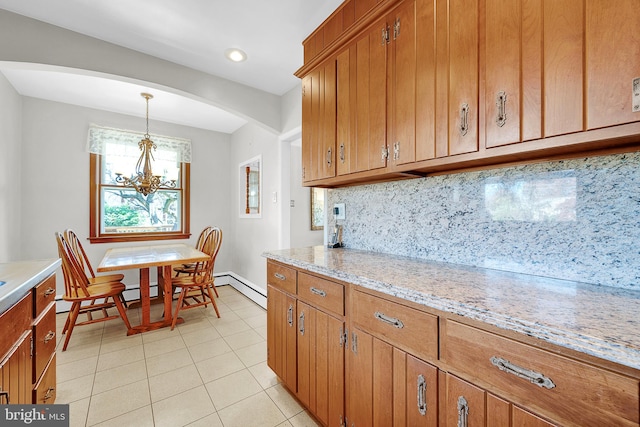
[55,271,267,312]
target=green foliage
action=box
[104,204,140,227]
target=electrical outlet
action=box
[334,203,346,220]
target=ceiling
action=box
[0,0,343,133]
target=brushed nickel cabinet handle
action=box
[339,143,345,163]
[496,91,507,127]
[43,387,55,401]
[457,396,469,427]
[44,287,56,297]
[459,103,470,136]
[490,356,556,389]
[43,331,56,344]
[327,147,332,167]
[274,273,286,281]
[310,287,327,297]
[374,311,404,328]
[417,374,427,415]
[299,311,305,336]
[287,304,293,327]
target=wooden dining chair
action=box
[64,228,128,309]
[170,227,222,329]
[173,226,219,297]
[55,232,132,350]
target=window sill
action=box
[89,233,191,244]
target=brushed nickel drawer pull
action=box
[287,304,293,327]
[417,374,427,415]
[457,396,469,427]
[43,387,55,401]
[374,311,404,328]
[43,331,56,344]
[490,356,556,389]
[310,287,327,297]
[274,273,286,281]
[44,287,56,297]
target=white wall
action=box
[19,97,233,296]
[0,73,22,261]
[290,144,323,248]
[231,124,281,291]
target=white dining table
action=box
[97,243,209,335]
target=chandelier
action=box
[115,93,177,196]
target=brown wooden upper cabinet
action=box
[586,0,640,130]
[298,0,640,187]
[436,0,480,158]
[301,60,337,183]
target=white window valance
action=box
[86,124,192,163]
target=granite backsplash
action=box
[326,152,640,290]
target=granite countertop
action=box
[0,259,61,314]
[263,246,640,372]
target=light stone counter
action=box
[0,259,61,314]
[263,246,640,371]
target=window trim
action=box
[89,153,191,243]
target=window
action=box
[88,125,191,243]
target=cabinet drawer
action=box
[267,262,297,295]
[33,274,56,318]
[33,303,56,383]
[298,273,344,317]
[351,290,438,362]
[442,320,639,427]
[33,353,56,405]
[0,293,32,360]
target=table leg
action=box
[140,267,151,326]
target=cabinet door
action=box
[266,285,297,392]
[543,0,583,137]
[301,74,313,183]
[442,373,485,427]
[319,60,337,180]
[402,353,438,426]
[355,17,388,173]
[389,0,417,166]
[436,0,479,157]
[586,0,640,129]
[0,331,32,405]
[349,328,438,427]
[297,302,345,426]
[415,0,437,161]
[484,0,525,147]
[337,47,352,176]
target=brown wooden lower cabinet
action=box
[266,285,297,392]
[0,331,32,405]
[348,327,438,426]
[442,373,556,427]
[265,261,640,427]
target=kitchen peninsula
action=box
[0,259,60,405]
[264,246,640,426]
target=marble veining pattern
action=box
[263,247,640,371]
[327,152,640,290]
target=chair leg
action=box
[171,287,188,330]
[212,283,219,298]
[62,302,81,351]
[113,294,132,332]
[205,284,220,318]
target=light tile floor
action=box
[55,285,321,427]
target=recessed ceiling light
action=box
[225,48,247,63]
